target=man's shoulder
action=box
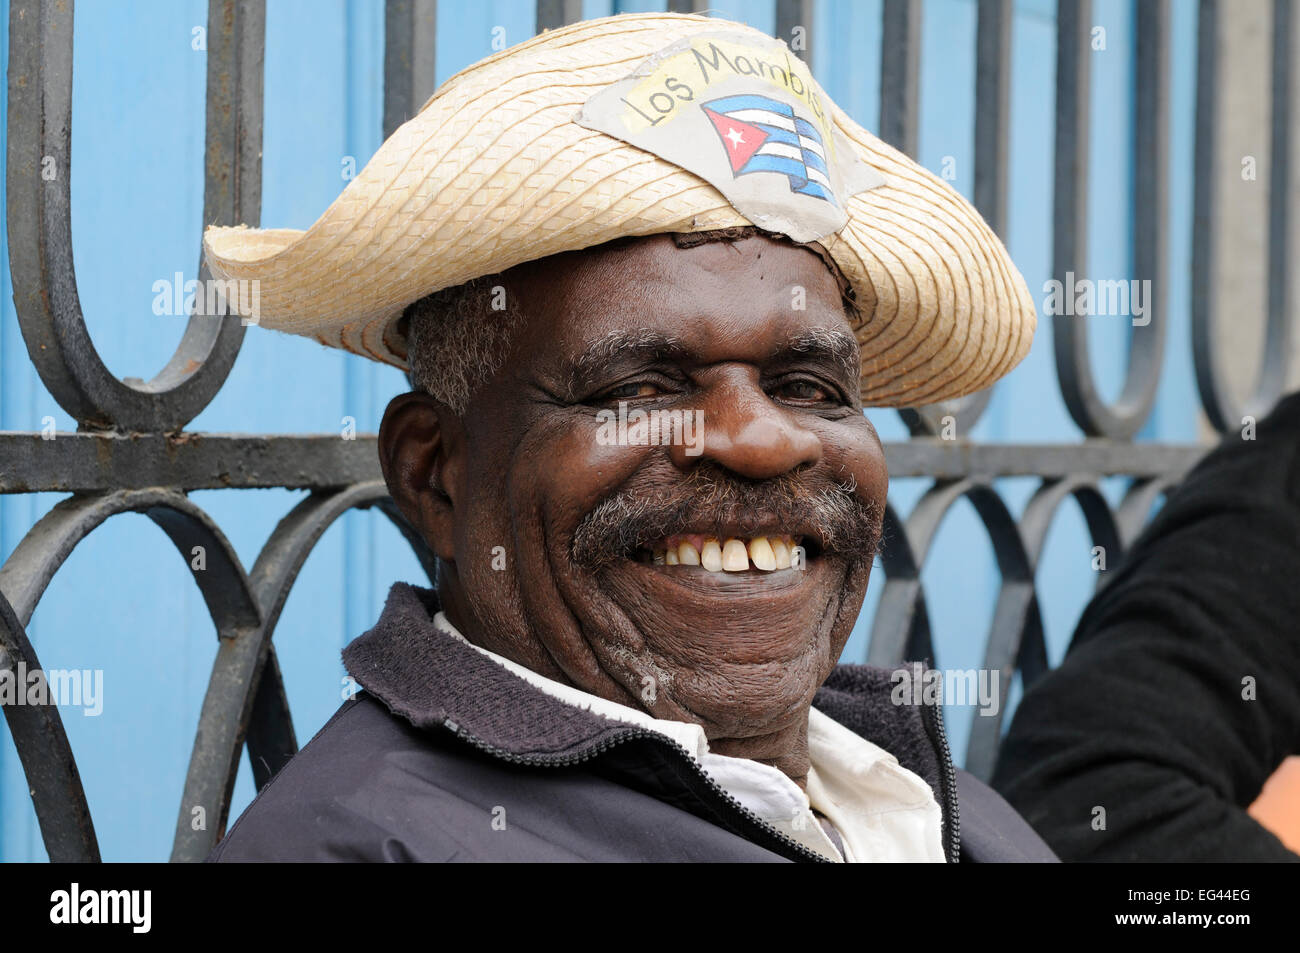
[208,693,472,861]
[954,769,1059,862]
[212,692,588,861]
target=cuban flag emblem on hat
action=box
[701,94,837,206]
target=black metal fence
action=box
[0,0,1293,862]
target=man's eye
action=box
[602,381,662,400]
[775,379,834,402]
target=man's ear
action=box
[378,392,463,562]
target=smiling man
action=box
[204,13,1047,862]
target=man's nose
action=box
[668,370,823,478]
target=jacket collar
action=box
[342,582,948,797]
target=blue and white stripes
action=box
[702,93,836,204]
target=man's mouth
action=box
[634,534,816,572]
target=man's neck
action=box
[706,721,812,791]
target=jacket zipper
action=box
[442,718,832,863]
[918,685,961,863]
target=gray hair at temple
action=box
[403,275,520,416]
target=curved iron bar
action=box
[243,644,296,794]
[1009,475,1122,701]
[0,588,100,862]
[868,478,1040,781]
[867,500,932,665]
[0,479,437,860]
[1051,0,1170,439]
[1191,0,1294,432]
[1115,475,1178,551]
[917,481,1037,782]
[5,0,263,433]
[1018,475,1125,591]
[893,0,1011,439]
[239,482,437,793]
[0,489,264,862]
[899,389,995,439]
[889,475,1130,779]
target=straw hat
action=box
[203,12,1035,406]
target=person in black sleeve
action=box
[993,391,1300,861]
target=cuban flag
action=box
[700,94,836,205]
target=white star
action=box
[725,126,745,148]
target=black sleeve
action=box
[991,392,1300,861]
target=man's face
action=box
[393,233,887,751]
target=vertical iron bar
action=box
[1052,0,1166,438]
[899,0,1008,436]
[1265,0,1295,413]
[0,593,100,862]
[880,0,921,158]
[900,0,997,435]
[974,0,1012,238]
[1130,0,1170,420]
[383,0,438,139]
[204,0,264,253]
[1192,0,1292,431]
[1052,0,1093,430]
[1191,0,1224,428]
[537,0,584,32]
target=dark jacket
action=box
[993,391,1300,862]
[210,583,1056,862]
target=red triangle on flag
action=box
[702,107,769,173]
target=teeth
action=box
[700,538,723,572]
[748,536,776,571]
[721,538,749,572]
[644,535,804,572]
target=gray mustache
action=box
[571,463,882,571]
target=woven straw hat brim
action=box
[203,12,1036,407]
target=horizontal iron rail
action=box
[0,431,1209,492]
[0,432,385,492]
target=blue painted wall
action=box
[0,0,1201,860]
